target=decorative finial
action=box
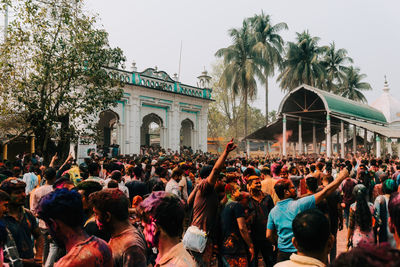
[383,75,389,93]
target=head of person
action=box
[0,178,26,207]
[110,170,122,183]
[306,177,318,193]
[37,189,84,246]
[0,190,10,218]
[225,182,241,201]
[44,167,57,183]
[353,184,372,232]
[316,162,324,171]
[331,243,400,267]
[274,179,296,200]
[171,167,183,182]
[199,165,213,179]
[261,166,271,178]
[292,209,333,261]
[389,192,400,244]
[382,179,396,195]
[243,167,256,178]
[89,188,130,232]
[75,181,103,212]
[271,163,282,178]
[88,162,100,177]
[247,175,262,193]
[137,191,184,248]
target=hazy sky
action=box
[22,1,400,112]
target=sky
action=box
[6,0,400,113]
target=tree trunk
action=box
[265,78,269,125]
[57,113,71,162]
[244,93,248,138]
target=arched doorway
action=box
[141,113,163,148]
[97,110,119,156]
[180,119,194,150]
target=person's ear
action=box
[48,218,59,232]
[389,217,396,234]
[326,234,335,252]
[105,211,112,223]
[292,237,299,251]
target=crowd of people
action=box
[0,139,399,266]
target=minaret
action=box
[383,75,389,93]
[197,67,212,88]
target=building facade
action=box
[95,67,212,156]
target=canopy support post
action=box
[298,117,303,155]
[353,125,357,153]
[341,121,345,158]
[313,121,316,154]
[283,114,287,157]
[327,114,331,157]
[376,134,381,158]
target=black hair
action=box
[37,189,84,228]
[89,189,130,221]
[306,177,318,193]
[274,179,291,200]
[75,181,103,200]
[0,190,10,201]
[354,185,372,232]
[88,162,100,176]
[44,167,57,181]
[138,191,184,238]
[292,209,330,253]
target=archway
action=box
[141,113,163,148]
[180,119,194,150]
[97,110,119,156]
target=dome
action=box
[370,79,400,126]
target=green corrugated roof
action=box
[301,85,387,124]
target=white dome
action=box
[371,79,400,125]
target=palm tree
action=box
[215,20,264,139]
[249,12,288,124]
[339,66,371,102]
[321,42,353,93]
[278,31,327,91]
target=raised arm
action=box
[314,168,349,204]
[207,139,236,186]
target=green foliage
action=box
[248,11,287,124]
[207,61,271,141]
[278,31,327,91]
[0,0,126,161]
[339,66,372,103]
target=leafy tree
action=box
[321,42,353,93]
[339,66,371,102]
[278,31,327,91]
[249,11,287,124]
[215,20,264,139]
[0,0,125,162]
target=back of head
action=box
[89,188,129,221]
[0,177,26,195]
[353,184,372,232]
[331,243,400,267]
[44,167,57,181]
[75,180,103,199]
[110,170,122,182]
[37,188,84,228]
[200,165,213,179]
[274,179,291,200]
[292,209,330,254]
[382,179,396,195]
[138,191,184,238]
[88,162,100,176]
[389,192,400,235]
[306,177,318,193]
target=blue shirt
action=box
[267,195,315,252]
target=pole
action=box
[298,117,302,155]
[326,114,331,157]
[340,121,345,158]
[353,125,357,153]
[313,121,316,154]
[376,135,381,158]
[283,114,287,157]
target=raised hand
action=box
[225,138,237,153]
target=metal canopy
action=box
[335,116,400,138]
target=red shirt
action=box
[55,236,113,267]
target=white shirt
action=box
[165,179,181,199]
[274,254,326,267]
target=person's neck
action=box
[111,219,132,237]
[296,250,327,264]
[46,179,56,186]
[8,204,23,217]
[64,228,90,252]
[250,190,264,200]
[156,234,180,264]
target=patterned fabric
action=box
[3,227,23,267]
